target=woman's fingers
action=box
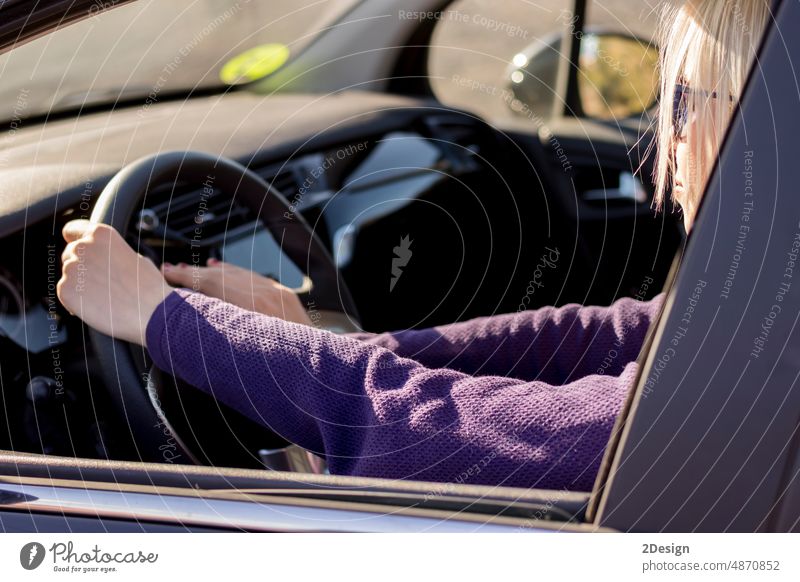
[61,239,86,265]
[62,219,94,243]
[162,260,259,288]
[161,264,221,298]
[57,221,170,346]
[161,263,196,288]
[160,260,310,324]
[205,258,255,276]
[161,261,235,297]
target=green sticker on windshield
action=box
[220,44,290,85]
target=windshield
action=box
[0,0,360,123]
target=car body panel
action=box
[595,0,800,532]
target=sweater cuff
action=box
[145,288,195,373]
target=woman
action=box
[57,0,770,491]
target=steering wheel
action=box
[88,151,359,468]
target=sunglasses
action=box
[672,83,733,140]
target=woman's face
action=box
[671,92,718,234]
[672,123,693,232]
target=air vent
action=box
[423,114,482,172]
[255,164,301,201]
[254,156,332,211]
[141,182,253,243]
[424,115,480,149]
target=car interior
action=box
[0,0,697,530]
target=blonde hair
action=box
[653,0,770,228]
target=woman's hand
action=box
[57,220,171,346]
[161,259,312,326]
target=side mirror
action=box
[505,31,659,121]
[503,34,561,119]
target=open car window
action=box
[0,0,794,538]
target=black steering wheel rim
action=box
[88,150,358,467]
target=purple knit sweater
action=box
[146,291,663,491]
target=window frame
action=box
[591,0,796,532]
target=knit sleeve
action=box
[347,295,663,384]
[146,289,644,491]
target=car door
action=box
[0,451,597,532]
[591,0,800,532]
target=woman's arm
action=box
[55,221,653,491]
[347,296,662,384]
[156,255,661,383]
[147,289,642,491]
